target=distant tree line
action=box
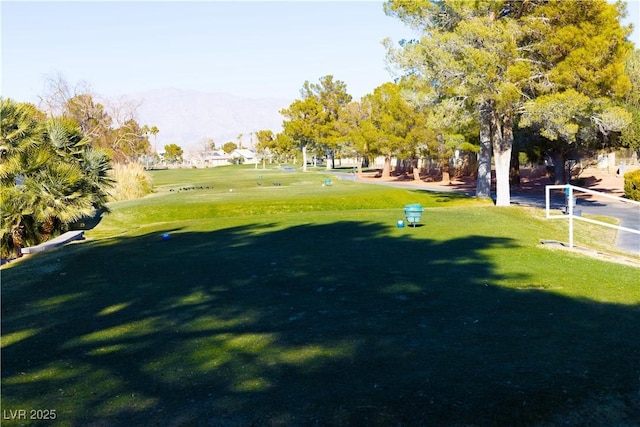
[255,0,638,207]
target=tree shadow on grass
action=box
[407,189,473,204]
[1,221,639,426]
[69,207,109,231]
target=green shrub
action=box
[623,168,640,201]
[108,163,153,201]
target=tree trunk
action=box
[476,103,493,199]
[510,144,520,187]
[607,152,616,175]
[11,224,25,258]
[493,112,512,207]
[395,158,404,176]
[381,156,392,178]
[301,143,308,172]
[441,159,450,184]
[39,215,59,242]
[552,151,566,184]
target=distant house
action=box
[184,150,232,167]
[205,150,232,167]
[183,148,258,168]
[232,149,257,164]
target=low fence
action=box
[545,184,640,249]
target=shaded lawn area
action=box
[2,213,639,426]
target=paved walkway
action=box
[333,167,640,256]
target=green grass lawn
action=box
[2,165,639,426]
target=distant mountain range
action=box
[122,88,291,153]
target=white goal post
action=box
[545,184,640,249]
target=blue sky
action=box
[1,0,638,105]
[1,1,416,103]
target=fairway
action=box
[2,166,639,426]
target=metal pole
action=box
[545,186,550,218]
[567,184,574,248]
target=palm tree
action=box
[0,98,47,182]
[1,100,114,257]
[0,185,39,257]
[80,147,114,208]
[25,160,96,241]
[150,125,159,154]
[46,117,113,206]
[0,99,49,257]
[46,116,89,158]
[31,118,112,240]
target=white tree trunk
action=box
[492,111,512,207]
[494,148,512,206]
[302,144,308,172]
[381,156,392,178]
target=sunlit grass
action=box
[0,329,41,349]
[32,292,88,309]
[1,362,88,386]
[64,318,164,347]
[97,302,132,316]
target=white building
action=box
[232,149,257,164]
[185,150,232,167]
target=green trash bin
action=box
[404,204,424,227]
